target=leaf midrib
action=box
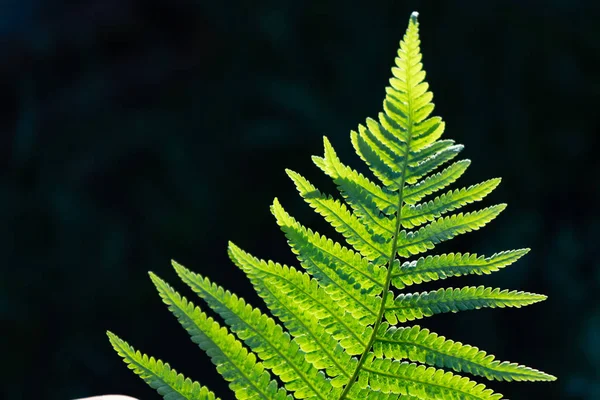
[338,44,417,398]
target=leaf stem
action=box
[339,112,413,400]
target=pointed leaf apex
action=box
[148,272,165,287]
[411,11,419,23]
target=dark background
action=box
[1,1,598,399]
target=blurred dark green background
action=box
[1,1,598,399]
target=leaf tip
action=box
[285,169,299,181]
[411,11,419,23]
[148,271,164,288]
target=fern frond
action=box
[363,118,408,160]
[351,130,402,190]
[271,198,386,292]
[384,286,547,324]
[227,243,370,354]
[286,169,391,264]
[403,160,471,205]
[400,178,502,229]
[357,123,404,173]
[107,332,219,400]
[312,137,397,215]
[395,205,506,257]
[373,324,557,382]
[271,199,380,324]
[312,136,397,240]
[109,11,554,399]
[409,116,446,151]
[359,356,503,400]
[228,242,358,386]
[150,273,292,399]
[172,262,338,399]
[325,174,396,237]
[391,249,530,290]
[408,139,455,165]
[404,144,464,185]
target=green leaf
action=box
[403,160,471,205]
[395,205,507,257]
[172,262,338,399]
[286,170,391,264]
[404,144,464,185]
[149,273,292,400]
[227,242,359,386]
[384,286,547,324]
[374,324,557,382]
[108,11,555,400]
[271,198,387,292]
[270,200,381,324]
[107,332,219,400]
[312,136,398,215]
[400,179,502,229]
[351,129,402,189]
[359,355,503,400]
[391,249,530,290]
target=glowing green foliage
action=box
[109,12,555,400]
[107,332,219,400]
